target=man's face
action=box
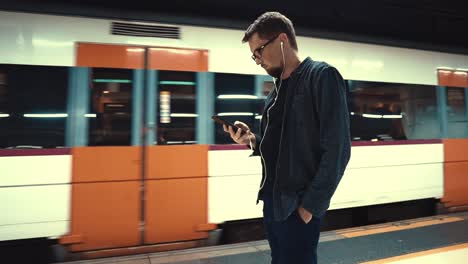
[248,32,284,78]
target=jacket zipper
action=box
[258,82,282,192]
[259,80,285,220]
[272,103,287,220]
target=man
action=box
[223,12,351,264]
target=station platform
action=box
[59,211,468,264]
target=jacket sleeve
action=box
[248,134,262,156]
[301,66,351,217]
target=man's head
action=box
[242,12,298,78]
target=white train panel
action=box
[0,185,71,241]
[0,11,76,66]
[331,163,443,210]
[208,143,443,222]
[299,37,435,85]
[1,11,468,85]
[0,155,72,186]
[208,174,263,223]
[0,221,69,242]
[347,143,443,169]
[208,149,262,177]
[0,153,72,241]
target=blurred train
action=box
[1,10,468,261]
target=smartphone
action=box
[212,115,246,135]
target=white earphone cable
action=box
[258,40,287,190]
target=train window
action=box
[0,64,68,148]
[349,81,439,141]
[88,68,132,146]
[157,71,196,145]
[214,73,262,144]
[447,87,468,138]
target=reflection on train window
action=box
[214,73,263,144]
[262,81,274,97]
[447,87,468,138]
[0,64,68,149]
[88,68,132,146]
[349,81,439,141]
[157,71,196,145]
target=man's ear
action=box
[279,33,288,46]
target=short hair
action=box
[242,12,298,51]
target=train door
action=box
[63,43,212,252]
[143,47,213,245]
[438,69,468,210]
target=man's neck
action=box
[281,53,302,80]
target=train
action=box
[1,9,468,261]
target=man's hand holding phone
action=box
[223,121,256,149]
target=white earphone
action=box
[280,41,285,69]
[273,40,286,94]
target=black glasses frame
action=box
[251,35,280,61]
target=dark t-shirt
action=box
[259,78,289,199]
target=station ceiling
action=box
[1,0,467,55]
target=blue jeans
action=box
[263,195,322,264]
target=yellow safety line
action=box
[360,242,468,264]
[341,217,463,238]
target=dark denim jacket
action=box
[251,57,351,221]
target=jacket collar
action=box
[274,57,313,84]
[290,57,313,78]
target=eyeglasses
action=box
[251,35,279,61]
